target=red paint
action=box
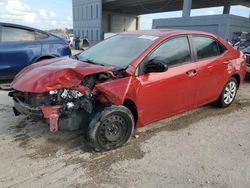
[95,77,132,105]
[12,57,113,93]
[12,30,247,130]
[41,105,61,132]
[134,62,198,126]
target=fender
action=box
[32,54,57,64]
[95,77,132,105]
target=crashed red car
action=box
[9,30,247,151]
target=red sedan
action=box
[9,30,247,151]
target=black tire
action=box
[87,105,134,152]
[216,77,238,108]
[35,56,54,63]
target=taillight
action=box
[64,45,69,48]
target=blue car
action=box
[0,23,71,80]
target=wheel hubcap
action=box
[99,115,127,145]
[105,123,122,142]
[223,81,237,105]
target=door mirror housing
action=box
[144,59,168,73]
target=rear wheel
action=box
[217,77,238,108]
[87,106,134,152]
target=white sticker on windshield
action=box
[138,35,159,41]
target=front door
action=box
[135,36,198,125]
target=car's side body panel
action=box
[133,62,198,126]
[96,77,133,105]
[124,31,246,128]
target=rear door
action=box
[191,35,228,106]
[0,25,41,80]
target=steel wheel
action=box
[97,115,129,148]
[87,106,134,152]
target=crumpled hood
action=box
[12,56,113,93]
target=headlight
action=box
[49,90,58,95]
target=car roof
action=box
[0,22,49,34]
[122,29,217,38]
[0,22,68,42]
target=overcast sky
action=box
[0,0,249,30]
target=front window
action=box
[77,34,158,69]
[147,36,191,67]
[1,26,35,42]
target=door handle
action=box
[186,69,197,76]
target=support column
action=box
[182,0,192,18]
[136,16,140,30]
[108,14,112,32]
[223,0,231,14]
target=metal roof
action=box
[103,0,250,15]
[122,29,179,37]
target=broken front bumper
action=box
[13,97,43,117]
[13,97,62,133]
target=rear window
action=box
[1,26,35,42]
[193,36,227,60]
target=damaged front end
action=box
[9,60,132,133]
[9,87,95,132]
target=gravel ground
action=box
[0,79,249,188]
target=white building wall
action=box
[72,0,102,43]
[152,14,250,42]
[73,0,139,42]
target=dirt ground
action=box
[0,78,249,188]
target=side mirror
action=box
[145,59,168,73]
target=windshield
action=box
[77,34,158,69]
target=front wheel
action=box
[87,106,134,152]
[217,77,238,108]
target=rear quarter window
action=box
[35,32,49,40]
